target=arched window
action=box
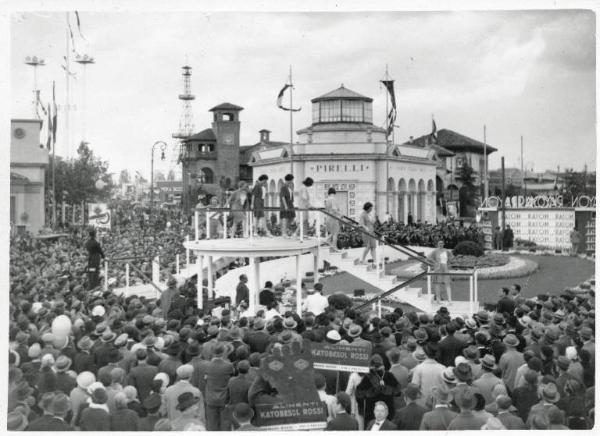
[201,167,214,184]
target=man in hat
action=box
[427,239,453,303]
[245,317,270,353]
[54,355,76,395]
[495,395,525,429]
[438,321,466,367]
[279,173,296,237]
[555,355,579,397]
[232,402,258,431]
[85,228,105,290]
[497,287,516,318]
[411,343,445,407]
[158,341,183,384]
[139,393,162,431]
[447,386,487,430]
[393,383,426,430]
[525,383,561,428]
[303,282,329,316]
[164,364,203,421]
[73,336,97,374]
[127,349,159,402]
[420,385,457,430]
[170,392,207,431]
[498,333,524,394]
[235,274,250,309]
[205,343,235,430]
[326,392,359,430]
[79,386,111,431]
[473,354,504,404]
[579,326,594,366]
[387,348,409,390]
[160,276,179,318]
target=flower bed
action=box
[451,254,510,270]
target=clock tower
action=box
[210,102,243,190]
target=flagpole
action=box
[521,135,526,198]
[483,125,488,202]
[65,12,72,160]
[384,65,390,214]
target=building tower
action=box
[172,65,195,140]
[24,56,46,119]
[210,102,244,190]
[75,53,95,143]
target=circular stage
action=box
[184,236,320,257]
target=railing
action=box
[102,255,163,295]
[426,268,479,315]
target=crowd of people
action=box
[7,196,595,431]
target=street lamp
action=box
[151,141,167,206]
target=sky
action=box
[8,6,597,180]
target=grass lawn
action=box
[320,255,594,309]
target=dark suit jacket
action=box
[73,351,97,375]
[26,414,74,431]
[245,330,271,354]
[393,402,427,430]
[127,362,159,401]
[326,412,359,430]
[437,335,466,367]
[366,419,397,430]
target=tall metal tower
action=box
[172,65,195,139]
[24,55,46,119]
[75,53,95,144]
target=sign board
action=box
[447,201,458,218]
[254,401,328,430]
[310,342,372,372]
[482,194,596,209]
[480,219,493,250]
[88,203,111,229]
[503,208,574,249]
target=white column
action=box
[125,263,130,292]
[412,194,418,220]
[194,211,199,241]
[197,255,204,310]
[299,210,304,242]
[403,195,409,223]
[251,257,260,315]
[207,255,214,300]
[185,235,190,270]
[469,275,474,315]
[205,211,211,240]
[427,266,431,300]
[296,255,302,315]
[316,211,321,243]
[103,260,108,291]
[223,212,228,239]
[313,251,319,284]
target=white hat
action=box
[87,381,104,395]
[565,346,578,361]
[32,302,43,314]
[91,305,106,317]
[454,355,468,366]
[76,371,96,389]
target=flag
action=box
[46,103,52,150]
[36,90,47,117]
[74,11,85,39]
[431,118,437,143]
[276,84,301,112]
[52,81,57,146]
[380,80,396,138]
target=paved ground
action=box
[320,254,594,308]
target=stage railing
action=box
[426,267,479,315]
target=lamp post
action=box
[151,141,167,206]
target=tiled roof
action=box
[407,128,497,154]
[311,85,372,102]
[209,102,244,112]
[183,128,216,142]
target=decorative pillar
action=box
[207,256,214,300]
[197,255,204,310]
[403,195,409,224]
[296,255,302,315]
[251,257,260,315]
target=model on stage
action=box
[357,202,376,266]
[279,174,296,238]
[251,174,272,236]
[227,181,250,237]
[427,239,453,304]
[324,187,341,251]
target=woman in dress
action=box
[251,174,271,236]
[357,202,376,266]
[296,177,313,237]
[226,181,250,237]
[324,187,340,251]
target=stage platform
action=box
[184,236,320,257]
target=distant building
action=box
[488,168,564,195]
[10,119,49,234]
[406,129,497,217]
[156,180,183,203]
[250,85,438,223]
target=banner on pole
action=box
[88,203,111,229]
[309,342,372,372]
[254,402,327,430]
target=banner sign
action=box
[482,195,596,209]
[254,401,327,430]
[503,209,575,249]
[88,203,111,229]
[310,342,372,372]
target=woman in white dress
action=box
[324,187,341,251]
[296,177,313,237]
[345,371,365,430]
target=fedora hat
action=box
[143,392,162,411]
[463,345,480,360]
[7,411,28,431]
[176,391,199,411]
[283,317,298,330]
[13,381,34,401]
[253,318,265,330]
[464,318,478,330]
[541,383,560,403]
[442,367,457,384]
[432,385,452,404]
[481,354,496,370]
[347,324,363,338]
[50,392,71,416]
[187,343,201,357]
[475,311,490,324]
[101,330,116,343]
[77,335,93,351]
[455,386,477,410]
[404,383,422,400]
[229,327,243,341]
[414,329,428,342]
[54,355,72,372]
[556,355,571,371]
[493,313,506,325]
[233,402,254,421]
[453,362,473,382]
[76,371,96,389]
[503,334,519,347]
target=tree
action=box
[455,162,480,218]
[167,169,176,181]
[119,169,131,185]
[562,168,595,203]
[47,142,114,206]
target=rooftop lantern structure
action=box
[310,84,373,125]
